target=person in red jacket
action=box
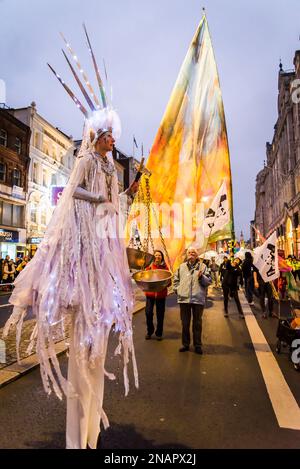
[145,250,170,341]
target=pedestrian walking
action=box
[253,266,274,318]
[144,250,170,341]
[173,247,212,354]
[242,252,254,305]
[222,259,244,318]
[219,256,228,285]
[2,260,15,284]
[15,256,29,276]
[210,257,219,287]
[0,258,3,283]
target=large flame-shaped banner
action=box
[128,15,233,270]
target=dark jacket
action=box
[222,260,243,290]
[219,261,228,282]
[242,258,254,280]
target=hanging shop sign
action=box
[27,237,43,245]
[0,229,19,243]
[51,186,65,207]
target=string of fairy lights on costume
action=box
[61,49,96,111]
[47,63,89,118]
[60,31,101,109]
[83,23,107,108]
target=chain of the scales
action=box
[127,175,152,269]
[143,175,172,272]
[142,176,155,254]
[128,173,171,271]
[128,180,143,251]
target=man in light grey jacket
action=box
[173,247,212,354]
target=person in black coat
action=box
[222,259,244,318]
[253,266,274,319]
[242,252,254,305]
[219,256,228,284]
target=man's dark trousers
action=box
[179,303,203,348]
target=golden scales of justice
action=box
[126,158,173,292]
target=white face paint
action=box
[96,132,115,153]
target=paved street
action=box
[0,288,300,449]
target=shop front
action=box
[0,229,23,259]
[27,236,43,257]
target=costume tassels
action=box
[2,306,27,363]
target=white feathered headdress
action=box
[48,24,121,144]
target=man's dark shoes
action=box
[145,334,152,340]
[195,346,203,355]
[179,346,189,352]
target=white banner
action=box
[203,181,230,238]
[253,231,279,282]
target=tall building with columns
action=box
[253,50,300,256]
[11,103,75,256]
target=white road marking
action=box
[240,291,300,430]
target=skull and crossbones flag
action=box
[253,232,279,282]
[203,181,230,238]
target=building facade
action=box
[0,106,30,259]
[113,146,139,190]
[254,50,300,256]
[11,103,75,256]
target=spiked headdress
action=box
[48,24,121,146]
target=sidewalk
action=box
[0,283,146,388]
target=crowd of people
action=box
[0,255,30,288]
[143,248,300,355]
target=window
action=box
[52,145,57,160]
[0,129,7,147]
[2,202,12,225]
[42,169,48,187]
[12,205,22,226]
[33,162,38,183]
[12,169,21,187]
[51,173,57,186]
[42,141,49,156]
[15,138,22,155]
[0,163,6,182]
[30,204,37,223]
[41,207,47,225]
[34,131,41,150]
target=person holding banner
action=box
[253,231,279,319]
[253,267,274,319]
[222,258,244,318]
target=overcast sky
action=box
[1,0,300,239]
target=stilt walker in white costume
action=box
[3,26,139,449]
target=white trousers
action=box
[66,322,107,449]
